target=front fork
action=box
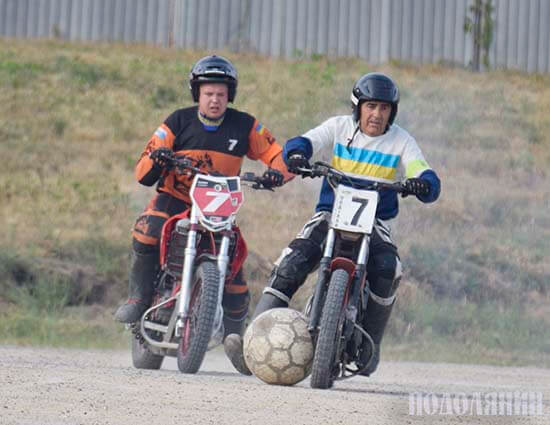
[209,233,230,347]
[355,234,370,315]
[307,229,371,334]
[308,229,335,333]
[175,207,231,339]
[175,208,200,336]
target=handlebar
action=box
[240,172,279,191]
[164,156,278,191]
[295,161,407,193]
[167,156,204,176]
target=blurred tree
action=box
[464,0,495,71]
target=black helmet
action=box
[350,72,399,128]
[189,55,238,102]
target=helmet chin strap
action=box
[346,124,361,152]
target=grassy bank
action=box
[1,38,549,366]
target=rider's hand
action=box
[287,152,310,174]
[149,147,175,170]
[403,178,431,197]
[261,168,284,189]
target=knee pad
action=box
[269,239,322,299]
[369,277,401,303]
[373,252,398,279]
[296,211,330,244]
[368,254,402,298]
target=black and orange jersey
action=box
[135,106,293,203]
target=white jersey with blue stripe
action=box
[300,115,437,219]
[303,115,432,183]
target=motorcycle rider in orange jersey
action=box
[114,55,294,345]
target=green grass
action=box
[7,277,71,313]
[0,39,549,366]
[0,306,127,349]
[385,283,550,367]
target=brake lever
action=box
[294,166,315,178]
[241,173,274,191]
[173,159,201,176]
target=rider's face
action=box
[198,83,229,119]
[359,101,392,137]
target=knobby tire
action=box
[177,261,220,374]
[131,336,164,370]
[310,268,349,389]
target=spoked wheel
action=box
[177,261,220,374]
[310,268,349,389]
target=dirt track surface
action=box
[1,345,548,425]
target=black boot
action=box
[251,289,289,320]
[224,291,288,375]
[114,250,158,323]
[223,312,247,340]
[222,312,250,375]
[359,294,395,376]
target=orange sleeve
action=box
[135,124,176,183]
[247,120,294,183]
[265,149,295,183]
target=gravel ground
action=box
[1,345,549,425]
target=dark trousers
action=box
[268,211,402,301]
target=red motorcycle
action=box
[130,157,274,373]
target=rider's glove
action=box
[149,147,175,170]
[287,151,310,174]
[403,178,431,197]
[261,168,284,189]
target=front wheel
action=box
[177,261,220,374]
[310,268,349,389]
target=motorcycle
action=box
[130,156,275,373]
[296,161,407,389]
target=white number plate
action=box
[331,185,378,234]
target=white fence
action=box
[1,0,549,73]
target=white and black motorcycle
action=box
[297,161,407,389]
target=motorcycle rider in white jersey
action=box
[225,72,441,376]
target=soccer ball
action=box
[243,308,313,386]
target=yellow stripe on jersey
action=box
[331,156,396,180]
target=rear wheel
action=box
[131,336,164,370]
[310,268,349,389]
[177,261,220,374]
